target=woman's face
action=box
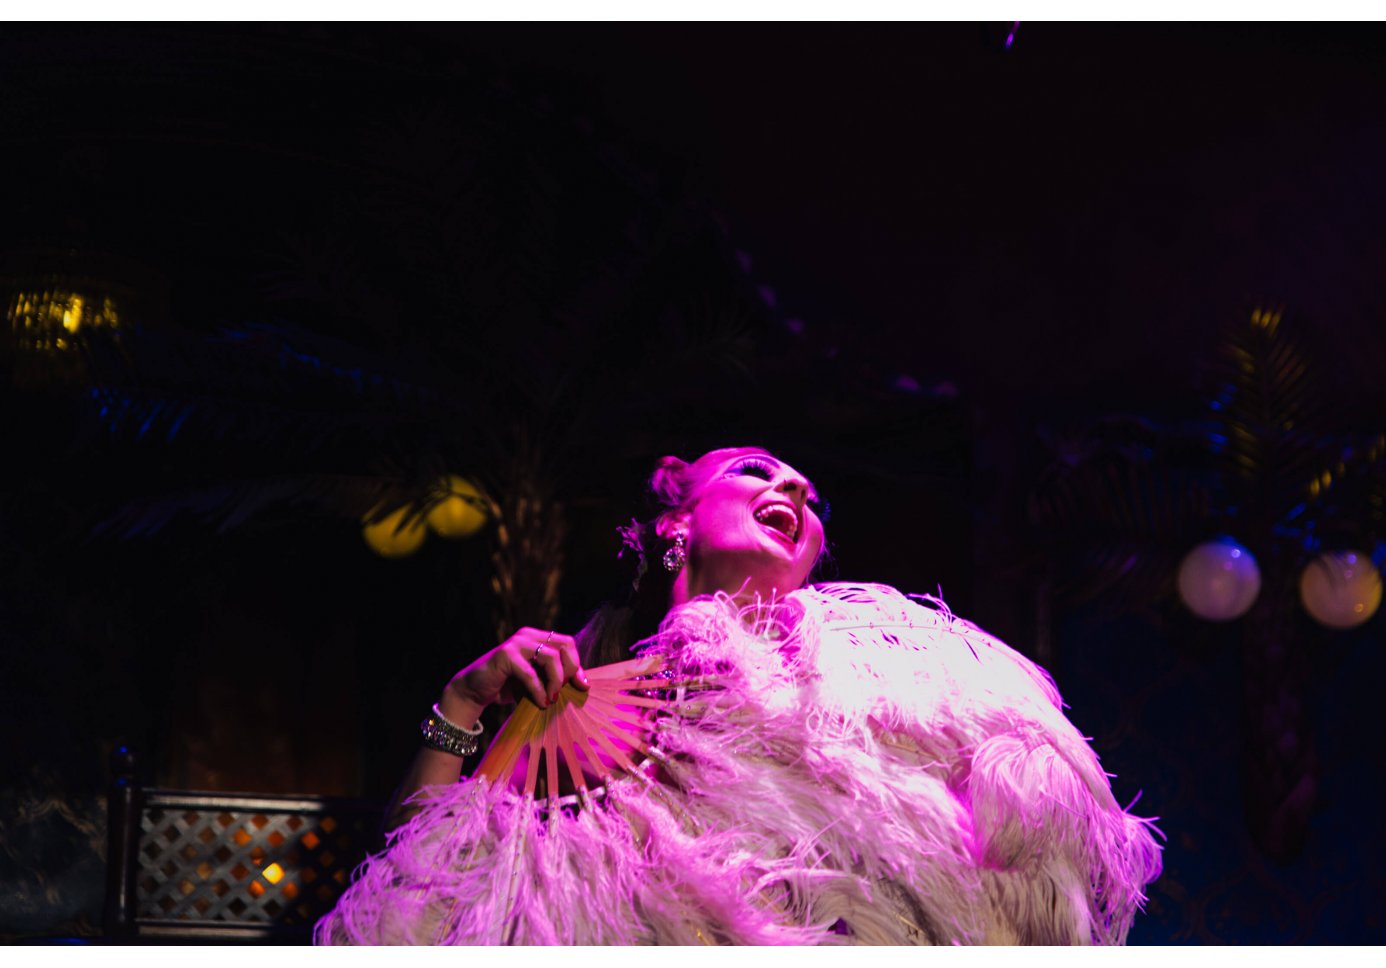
[667,450,826,601]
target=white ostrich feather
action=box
[318,583,1161,946]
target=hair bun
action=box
[649,455,689,508]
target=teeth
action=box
[754,503,799,540]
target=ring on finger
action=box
[532,643,545,663]
[542,630,554,646]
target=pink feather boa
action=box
[317,583,1161,945]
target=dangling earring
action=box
[662,530,687,574]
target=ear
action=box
[655,510,690,540]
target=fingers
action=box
[497,643,549,709]
[550,631,589,692]
[448,626,585,712]
[514,628,587,707]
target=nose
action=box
[775,472,809,506]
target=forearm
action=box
[383,693,486,833]
[380,625,585,833]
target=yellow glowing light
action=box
[61,295,84,332]
[262,862,285,885]
[1249,306,1282,334]
[362,504,428,558]
[427,476,490,539]
[7,289,121,352]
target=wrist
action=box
[437,688,486,730]
[420,701,485,758]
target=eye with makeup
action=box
[728,458,831,523]
[729,457,777,480]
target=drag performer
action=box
[317,447,1161,945]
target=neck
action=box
[669,567,796,611]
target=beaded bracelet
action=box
[420,702,484,757]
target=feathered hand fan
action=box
[474,655,689,801]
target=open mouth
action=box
[753,502,799,543]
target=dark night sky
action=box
[445,23,1386,412]
[6,23,1386,416]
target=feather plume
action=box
[319,583,1160,945]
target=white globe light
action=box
[1177,538,1262,621]
[1299,550,1382,630]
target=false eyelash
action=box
[731,458,777,480]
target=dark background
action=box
[0,23,1383,944]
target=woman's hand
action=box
[440,627,590,724]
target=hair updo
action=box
[648,447,771,511]
[649,455,691,509]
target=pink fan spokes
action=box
[474,654,700,801]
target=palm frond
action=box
[81,322,495,457]
[1287,430,1386,550]
[93,473,415,540]
[1029,417,1216,608]
[1210,306,1322,487]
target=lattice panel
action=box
[134,803,373,930]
